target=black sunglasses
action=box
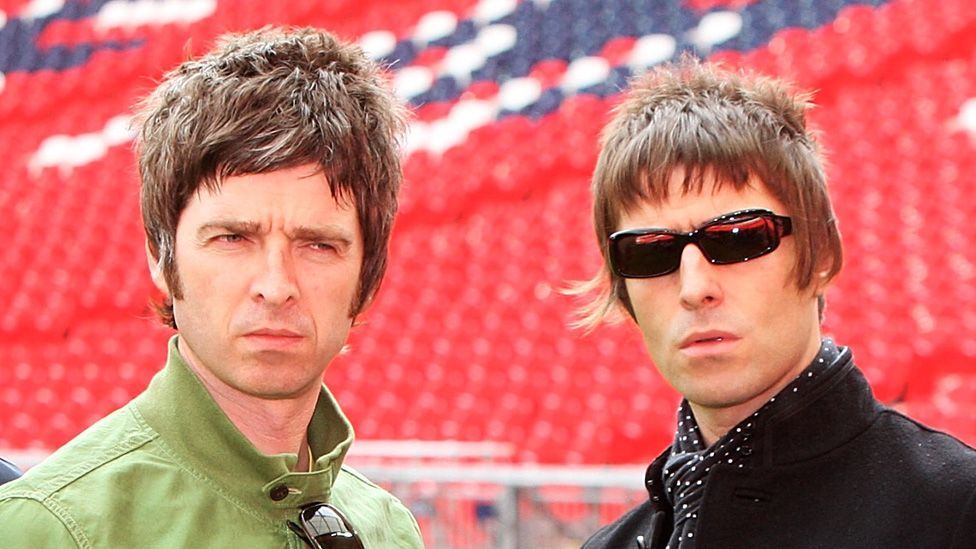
[608,208,793,278]
[288,502,365,549]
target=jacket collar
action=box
[756,348,883,465]
[646,347,882,498]
[133,336,354,522]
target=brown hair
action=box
[135,27,407,328]
[573,57,842,330]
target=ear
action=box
[145,240,170,297]
[812,265,837,295]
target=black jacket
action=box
[583,354,976,548]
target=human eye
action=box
[208,233,251,249]
[308,241,338,253]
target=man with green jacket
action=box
[0,27,423,548]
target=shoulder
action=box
[334,465,424,548]
[337,464,384,489]
[0,404,159,546]
[0,496,81,547]
[863,411,976,545]
[582,500,656,549]
[872,408,976,473]
[843,408,976,520]
[0,405,155,498]
[953,485,976,547]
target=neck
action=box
[207,386,318,458]
[690,332,823,447]
[691,407,749,447]
[177,339,319,459]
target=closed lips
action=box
[246,329,303,337]
[680,332,738,348]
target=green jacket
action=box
[0,337,424,548]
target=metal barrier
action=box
[348,455,647,548]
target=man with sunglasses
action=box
[0,28,422,547]
[578,59,976,548]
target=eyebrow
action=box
[195,219,355,247]
[196,220,262,240]
[290,225,355,248]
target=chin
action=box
[239,382,320,401]
[234,370,322,400]
[682,382,758,410]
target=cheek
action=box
[625,281,670,342]
[751,279,818,344]
[777,290,818,329]
[171,259,243,329]
[303,267,361,317]
[623,280,648,319]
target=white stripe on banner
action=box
[29,115,134,174]
[96,0,216,30]
[21,0,65,19]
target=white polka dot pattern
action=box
[660,338,843,548]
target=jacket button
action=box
[269,484,289,501]
[741,445,753,456]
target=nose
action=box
[677,243,723,310]
[250,244,299,306]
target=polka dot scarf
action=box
[661,338,843,548]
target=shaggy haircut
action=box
[136,27,407,328]
[574,57,843,330]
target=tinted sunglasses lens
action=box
[699,216,777,263]
[301,505,364,549]
[612,232,683,277]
